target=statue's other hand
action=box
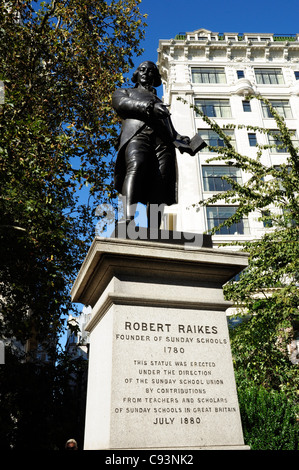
[153,102,171,118]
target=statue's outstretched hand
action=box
[177,135,191,145]
[174,135,195,155]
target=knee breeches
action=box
[122,131,176,207]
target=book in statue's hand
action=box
[174,134,207,156]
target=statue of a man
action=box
[112,61,205,227]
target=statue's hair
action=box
[132,61,162,88]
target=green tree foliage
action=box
[182,95,299,400]
[0,1,146,449]
[0,344,88,449]
[0,0,146,345]
[238,383,298,450]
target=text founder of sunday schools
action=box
[112,61,206,224]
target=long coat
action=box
[112,85,178,205]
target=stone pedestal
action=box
[71,236,249,450]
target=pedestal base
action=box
[71,237,249,450]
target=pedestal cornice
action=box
[71,237,248,309]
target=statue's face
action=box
[136,62,157,87]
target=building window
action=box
[202,166,242,191]
[198,129,236,150]
[242,100,251,112]
[294,71,299,80]
[191,67,226,84]
[283,209,297,228]
[254,68,284,84]
[237,70,245,79]
[261,210,273,228]
[268,130,299,153]
[261,100,293,119]
[206,206,250,235]
[248,133,257,146]
[273,165,291,191]
[195,99,231,118]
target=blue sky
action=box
[135,0,299,68]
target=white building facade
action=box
[65,307,91,360]
[157,29,299,247]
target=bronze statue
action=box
[112,61,206,227]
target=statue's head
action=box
[132,61,162,88]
